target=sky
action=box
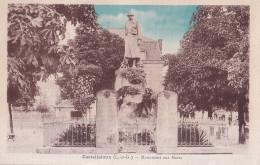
[95,5,198,54]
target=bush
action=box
[117,86,140,111]
[118,68,146,84]
[36,104,49,113]
[55,123,96,146]
[117,86,140,98]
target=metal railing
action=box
[178,121,212,147]
[118,123,156,153]
[178,120,230,147]
[43,121,96,147]
[43,119,230,149]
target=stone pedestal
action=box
[96,90,118,153]
[157,90,178,153]
[114,69,146,92]
[143,60,165,93]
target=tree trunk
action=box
[237,93,246,144]
[8,103,14,134]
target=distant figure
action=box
[228,114,232,125]
[214,113,218,120]
[189,102,196,119]
[221,114,225,121]
[216,127,221,139]
[124,11,142,68]
[178,104,185,120]
[191,110,195,119]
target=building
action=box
[54,100,82,121]
[54,100,96,122]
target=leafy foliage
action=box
[178,103,196,119]
[7,4,97,133]
[49,4,97,26]
[117,86,141,98]
[7,4,97,105]
[56,63,102,112]
[135,88,156,117]
[165,6,249,111]
[165,6,249,143]
[36,104,49,113]
[7,4,66,104]
[55,123,96,146]
[8,4,65,69]
[118,68,146,84]
[67,24,124,90]
[117,86,141,110]
[161,53,175,66]
[57,23,124,112]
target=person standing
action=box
[124,11,142,68]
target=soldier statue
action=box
[124,11,142,68]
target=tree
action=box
[7,4,97,133]
[72,24,125,92]
[165,6,249,143]
[49,4,97,27]
[57,63,103,114]
[57,23,124,114]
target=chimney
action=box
[158,39,162,54]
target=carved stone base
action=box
[114,68,146,91]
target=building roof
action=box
[54,100,74,108]
[140,41,161,60]
[107,28,162,60]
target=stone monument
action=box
[96,12,178,153]
[124,11,142,68]
[96,90,118,153]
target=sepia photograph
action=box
[1,1,260,164]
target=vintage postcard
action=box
[0,0,260,164]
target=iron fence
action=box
[178,122,212,147]
[43,121,96,147]
[178,121,230,147]
[118,123,156,153]
[54,122,96,147]
[43,119,230,149]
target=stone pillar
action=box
[89,101,96,122]
[157,90,178,153]
[96,90,118,153]
[143,60,165,93]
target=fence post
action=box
[157,90,178,153]
[96,90,118,153]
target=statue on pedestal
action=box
[124,11,142,68]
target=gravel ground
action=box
[7,119,43,153]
